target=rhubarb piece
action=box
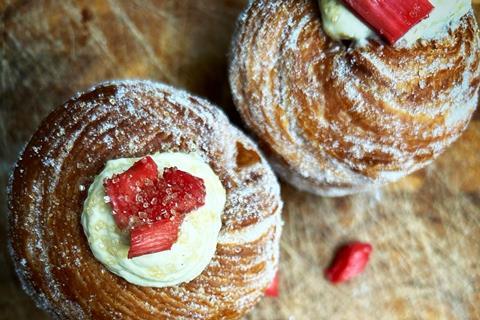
[104,160,207,230]
[265,272,279,297]
[104,157,207,258]
[325,242,372,284]
[127,168,206,258]
[104,156,159,230]
[161,167,206,215]
[128,216,183,259]
[341,0,434,44]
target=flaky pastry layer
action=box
[230,0,480,195]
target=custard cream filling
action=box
[319,0,472,46]
[81,152,226,287]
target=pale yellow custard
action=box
[81,152,226,287]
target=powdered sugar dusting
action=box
[8,80,283,318]
[230,0,480,196]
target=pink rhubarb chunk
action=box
[342,0,434,44]
[103,157,206,258]
[128,216,183,259]
[265,272,279,297]
[104,156,159,230]
[325,242,373,284]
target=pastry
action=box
[229,0,480,196]
[8,80,282,319]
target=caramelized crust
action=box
[8,81,282,319]
[230,0,480,196]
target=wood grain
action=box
[1,1,479,319]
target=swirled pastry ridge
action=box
[8,80,282,319]
[229,0,480,196]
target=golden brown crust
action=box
[229,0,480,196]
[8,81,282,319]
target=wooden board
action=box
[1,1,479,319]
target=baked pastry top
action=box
[230,0,480,196]
[8,80,282,319]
